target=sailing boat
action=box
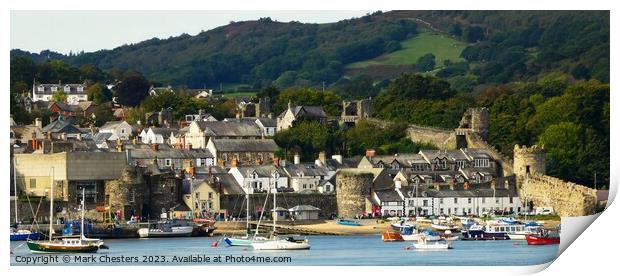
[10,158,42,241]
[223,191,268,246]
[27,172,108,253]
[251,171,310,250]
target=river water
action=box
[10,235,558,266]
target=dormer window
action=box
[64,85,71,92]
[51,86,58,92]
[77,85,84,92]
[37,85,44,92]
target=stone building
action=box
[336,170,375,218]
[513,145,546,178]
[207,138,278,166]
[104,166,147,221]
[276,102,328,131]
[340,98,372,126]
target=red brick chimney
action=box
[151,143,159,151]
[365,149,376,158]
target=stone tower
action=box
[458,107,489,140]
[336,170,374,218]
[513,144,546,178]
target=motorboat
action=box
[337,219,361,226]
[460,223,509,240]
[382,230,404,242]
[11,229,42,241]
[137,219,194,238]
[411,236,453,250]
[526,229,560,245]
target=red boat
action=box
[382,231,404,242]
[525,233,560,245]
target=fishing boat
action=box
[137,219,194,238]
[382,230,404,242]
[431,223,459,232]
[337,219,361,226]
[251,172,310,250]
[27,182,108,253]
[525,229,560,245]
[411,236,453,250]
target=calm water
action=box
[10,235,558,266]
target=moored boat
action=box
[460,224,509,240]
[525,229,560,245]
[337,219,361,226]
[11,229,42,241]
[252,236,310,250]
[137,219,194,238]
[382,231,404,242]
[411,236,453,250]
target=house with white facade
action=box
[140,127,177,144]
[228,165,288,194]
[283,157,329,193]
[99,121,135,140]
[32,82,88,104]
[255,117,277,137]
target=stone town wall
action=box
[407,125,456,150]
[219,193,337,219]
[519,173,597,217]
[336,170,374,218]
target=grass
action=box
[346,30,468,69]
[217,91,257,98]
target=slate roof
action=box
[34,83,87,95]
[129,148,214,159]
[100,121,125,130]
[93,132,113,144]
[375,189,404,202]
[284,163,329,177]
[42,117,81,133]
[210,139,278,152]
[233,165,287,178]
[408,176,518,198]
[151,127,178,138]
[195,121,262,137]
[278,106,327,119]
[256,117,277,128]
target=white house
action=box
[32,82,88,104]
[255,117,277,137]
[194,90,213,99]
[283,158,329,193]
[140,127,176,144]
[98,121,134,140]
[228,165,288,194]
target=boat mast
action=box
[48,166,54,242]
[272,175,276,235]
[81,187,85,241]
[246,191,250,236]
[13,158,18,224]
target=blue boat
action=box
[337,219,361,226]
[10,229,42,241]
[461,224,510,240]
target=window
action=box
[77,86,84,92]
[474,158,490,168]
[440,208,444,214]
[468,198,472,204]
[64,85,71,92]
[29,179,36,189]
[51,86,58,92]
[130,189,135,203]
[439,198,443,204]
[201,158,207,167]
[423,200,428,207]
[468,208,472,214]
[165,159,172,167]
[509,197,514,204]
[37,85,44,92]
[496,198,500,204]
[454,198,458,204]
[170,186,174,193]
[454,208,458,214]
[303,184,307,189]
[208,192,213,199]
[121,129,125,134]
[208,202,213,209]
[482,198,486,203]
[408,200,414,206]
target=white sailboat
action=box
[251,170,310,250]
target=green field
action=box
[218,91,257,98]
[346,31,468,69]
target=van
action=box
[535,207,554,215]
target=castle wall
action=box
[407,126,456,150]
[519,174,597,216]
[466,133,514,176]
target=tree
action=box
[52,90,67,102]
[273,121,330,161]
[416,53,436,72]
[86,83,113,104]
[92,103,115,127]
[464,26,485,43]
[115,73,150,107]
[449,22,463,37]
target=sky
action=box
[10,10,372,54]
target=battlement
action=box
[513,144,546,155]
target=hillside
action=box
[11,10,609,91]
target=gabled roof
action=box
[93,132,114,144]
[42,117,81,133]
[374,189,403,203]
[278,106,327,119]
[129,148,214,159]
[284,163,329,177]
[150,127,178,138]
[289,205,321,211]
[195,121,262,137]
[256,117,277,128]
[233,165,286,178]
[210,139,278,152]
[34,82,87,95]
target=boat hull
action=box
[382,231,404,242]
[402,233,441,242]
[252,239,310,250]
[412,243,452,250]
[525,234,560,245]
[11,232,42,241]
[26,241,99,253]
[460,230,510,240]
[137,226,194,238]
[224,237,254,246]
[337,220,361,226]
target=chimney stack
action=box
[491,179,496,190]
[504,179,510,190]
[449,180,455,190]
[365,149,376,159]
[231,158,238,167]
[318,151,326,164]
[463,182,470,190]
[294,153,300,165]
[151,143,159,151]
